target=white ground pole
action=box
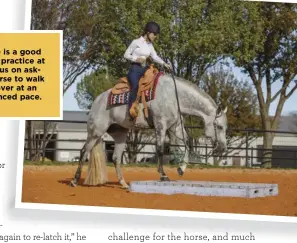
[129,180,278,198]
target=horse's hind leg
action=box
[155,123,170,181]
[108,126,129,189]
[70,135,98,187]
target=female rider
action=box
[124,21,172,119]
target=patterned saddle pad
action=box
[107,72,163,106]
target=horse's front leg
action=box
[155,126,170,181]
[168,121,189,177]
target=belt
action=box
[131,62,148,68]
[131,62,142,66]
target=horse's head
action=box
[204,106,228,154]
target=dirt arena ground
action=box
[21,165,297,217]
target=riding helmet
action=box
[144,21,160,34]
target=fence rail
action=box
[24,119,297,168]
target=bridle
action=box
[212,112,220,151]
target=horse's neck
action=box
[176,78,217,121]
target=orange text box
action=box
[0,31,62,118]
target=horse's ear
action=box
[223,106,228,114]
[216,106,222,116]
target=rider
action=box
[124,21,172,119]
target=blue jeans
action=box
[127,64,148,109]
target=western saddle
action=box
[111,64,159,120]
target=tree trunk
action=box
[261,116,275,168]
[128,152,137,164]
[31,122,57,162]
[126,143,137,164]
[262,131,274,168]
[260,98,281,169]
[32,152,41,162]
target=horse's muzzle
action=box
[213,142,227,155]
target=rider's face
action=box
[147,32,157,42]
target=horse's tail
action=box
[83,138,108,186]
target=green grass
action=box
[24,160,78,166]
[23,160,259,170]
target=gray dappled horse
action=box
[70,73,228,189]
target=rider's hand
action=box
[136,56,146,64]
[163,62,172,71]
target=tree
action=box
[24,120,56,162]
[199,65,261,131]
[231,2,297,168]
[67,0,261,96]
[83,0,256,81]
[75,69,117,110]
[31,0,103,94]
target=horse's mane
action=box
[164,74,218,108]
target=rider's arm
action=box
[149,45,165,66]
[124,40,139,62]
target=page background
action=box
[1,0,297,242]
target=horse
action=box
[70,72,228,189]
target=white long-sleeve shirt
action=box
[124,36,165,66]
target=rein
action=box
[168,69,220,162]
[169,70,189,152]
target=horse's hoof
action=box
[121,184,129,189]
[70,180,77,187]
[160,176,170,181]
[177,167,184,176]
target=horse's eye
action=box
[217,125,223,130]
